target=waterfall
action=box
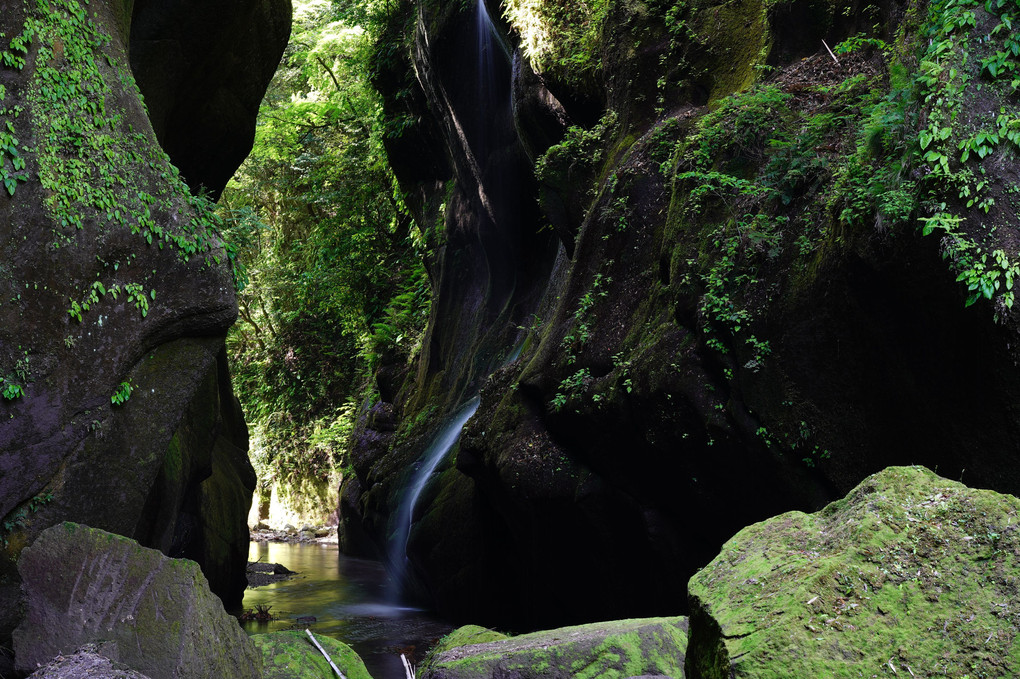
[472,0,511,166]
[382,0,525,605]
[386,396,481,601]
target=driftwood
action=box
[400,653,415,679]
[305,629,346,679]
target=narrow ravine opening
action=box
[221,0,525,674]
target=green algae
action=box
[688,465,1020,678]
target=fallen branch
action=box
[400,653,415,679]
[822,39,840,65]
[306,629,346,679]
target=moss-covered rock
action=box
[421,617,688,679]
[13,523,261,679]
[431,625,511,653]
[687,466,1020,678]
[252,630,374,679]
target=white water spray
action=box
[386,396,481,600]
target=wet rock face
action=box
[14,523,262,679]
[686,466,1020,678]
[0,0,285,664]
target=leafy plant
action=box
[550,368,592,412]
[110,381,133,406]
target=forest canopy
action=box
[221,0,429,525]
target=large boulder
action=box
[13,523,262,679]
[421,618,688,679]
[686,466,1020,678]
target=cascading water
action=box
[382,0,537,608]
[474,0,507,161]
[386,396,481,601]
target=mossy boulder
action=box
[687,466,1020,678]
[252,630,374,679]
[13,523,261,679]
[421,617,688,679]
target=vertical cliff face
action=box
[346,0,1020,633]
[339,0,560,576]
[0,0,288,665]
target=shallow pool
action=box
[239,541,453,679]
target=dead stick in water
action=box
[306,629,347,679]
[401,653,415,679]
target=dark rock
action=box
[0,0,284,653]
[421,618,688,679]
[130,0,292,197]
[686,466,1020,678]
[13,523,262,679]
[246,560,294,588]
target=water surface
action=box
[240,541,453,679]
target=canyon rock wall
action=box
[0,0,288,666]
[344,0,1020,633]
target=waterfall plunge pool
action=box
[239,541,454,679]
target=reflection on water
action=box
[239,542,453,679]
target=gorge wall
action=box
[341,0,1020,632]
[0,0,288,667]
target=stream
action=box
[239,541,454,679]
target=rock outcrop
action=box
[0,0,287,667]
[13,523,262,679]
[342,0,1020,633]
[686,466,1020,678]
[421,618,689,679]
[129,0,292,197]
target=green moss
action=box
[693,0,769,102]
[432,625,510,653]
[251,630,374,679]
[424,618,688,678]
[689,466,1020,678]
